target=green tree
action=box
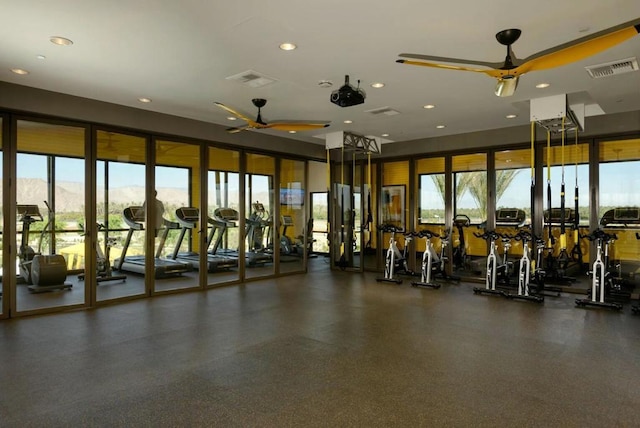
[432,170,521,221]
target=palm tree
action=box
[430,173,473,206]
[432,170,521,221]
[465,170,521,220]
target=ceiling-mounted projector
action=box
[330,75,366,107]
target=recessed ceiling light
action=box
[536,83,550,89]
[36,55,46,60]
[10,68,29,75]
[288,130,297,134]
[344,120,353,124]
[423,104,435,109]
[50,36,73,46]
[279,42,297,51]
[138,97,152,103]
[381,133,389,137]
[227,116,237,121]
[318,80,333,88]
[506,114,517,119]
[436,125,445,129]
[371,82,385,88]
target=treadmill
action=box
[113,206,193,278]
[170,207,237,271]
[212,207,272,266]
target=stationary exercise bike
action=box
[575,229,622,311]
[472,230,508,297]
[376,224,406,284]
[78,223,127,284]
[411,228,459,289]
[504,229,544,303]
[17,203,72,293]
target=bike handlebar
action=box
[377,224,404,233]
[579,229,618,242]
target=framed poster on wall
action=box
[381,185,405,230]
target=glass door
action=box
[278,158,306,274]
[152,139,199,293]
[416,157,446,272]
[245,153,275,279]
[207,147,241,286]
[96,130,147,302]
[452,153,487,278]
[15,120,86,313]
[310,192,329,255]
[0,117,3,316]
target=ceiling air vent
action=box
[364,106,400,116]
[226,70,277,88]
[585,57,638,79]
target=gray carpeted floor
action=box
[1,267,639,427]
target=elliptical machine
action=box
[452,214,470,270]
[575,229,623,311]
[17,203,72,293]
[376,224,405,285]
[78,223,127,284]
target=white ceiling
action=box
[1,1,640,146]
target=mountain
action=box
[4,178,274,213]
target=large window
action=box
[417,157,445,225]
[542,141,589,225]
[452,153,487,225]
[599,138,640,273]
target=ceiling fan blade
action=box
[265,123,331,132]
[397,59,501,76]
[214,102,253,123]
[518,20,640,74]
[398,53,505,69]
[226,126,247,133]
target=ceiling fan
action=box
[397,18,640,97]
[214,98,330,133]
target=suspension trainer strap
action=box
[573,130,581,261]
[560,116,566,250]
[340,145,346,266]
[366,151,373,229]
[546,130,554,246]
[530,121,535,234]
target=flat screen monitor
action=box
[280,188,304,207]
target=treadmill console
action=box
[16,205,43,221]
[543,208,576,224]
[600,207,640,227]
[496,208,526,227]
[282,215,294,226]
[214,208,239,223]
[176,207,200,227]
[252,202,265,214]
[123,206,145,229]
